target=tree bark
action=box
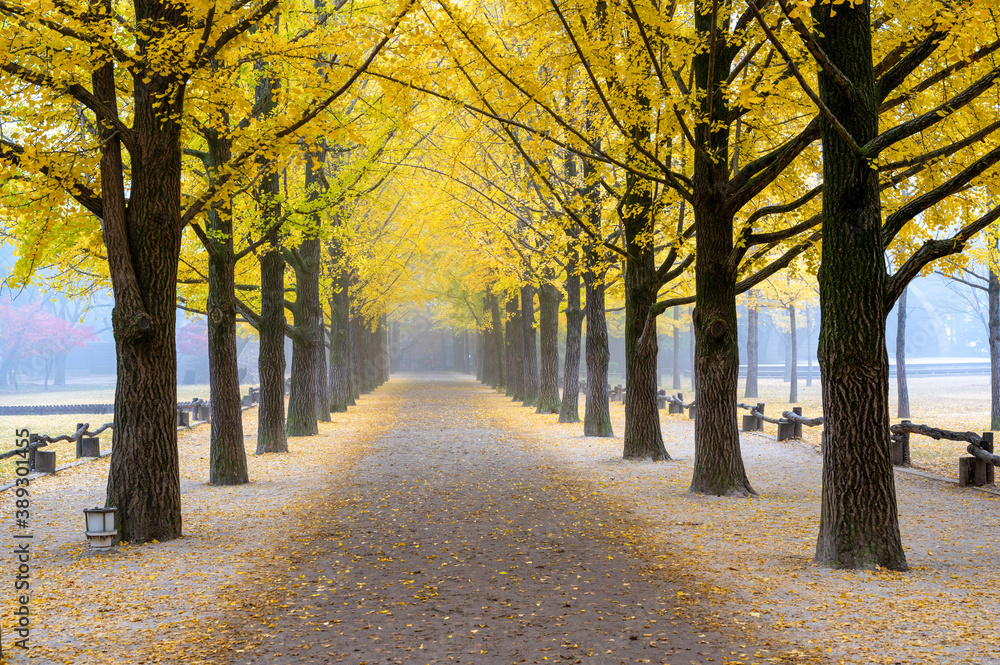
[537,282,562,413]
[583,268,612,436]
[328,258,351,413]
[673,307,681,389]
[689,308,696,392]
[621,173,667,460]
[487,292,505,389]
[252,46,287,455]
[462,329,471,373]
[98,54,183,542]
[505,293,523,399]
[784,326,793,382]
[560,259,584,423]
[990,270,1000,430]
[315,313,330,422]
[806,307,814,388]
[378,316,389,384]
[690,209,751,494]
[689,1,752,493]
[476,329,489,384]
[285,236,320,436]
[813,0,907,570]
[896,289,910,419]
[479,296,491,385]
[521,285,539,406]
[205,131,248,485]
[745,303,759,398]
[256,205,288,454]
[354,318,373,394]
[789,305,798,404]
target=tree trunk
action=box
[100,58,183,542]
[896,288,910,419]
[989,270,1000,430]
[490,293,505,389]
[354,318,368,393]
[462,329,471,373]
[537,282,562,413]
[560,262,583,423]
[583,268,612,436]
[690,206,751,494]
[378,316,389,384]
[789,305,798,404]
[813,0,907,571]
[806,307,814,388]
[505,293,523,399]
[521,285,539,406]
[745,303,758,397]
[205,132,248,484]
[689,308,696,392]
[479,296,491,385]
[621,174,667,460]
[328,259,351,413]
[478,331,488,382]
[251,50,287,455]
[256,214,288,454]
[784,326,793,382]
[687,1,753,494]
[315,315,330,422]
[673,307,681,389]
[285,150,324,435]
[285,236,320,436]
[392,322,401,373]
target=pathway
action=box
[239,374,745,665]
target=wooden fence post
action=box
[891,429,910,466]
[959,431,995,487]
[28,433,37,470]
[75,422,85,458]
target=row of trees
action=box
[409,0,1000,571]
[3,0,1000,573]
[0,0,422,540]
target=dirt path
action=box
[239,374,748,665]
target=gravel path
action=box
[240,374,745,665]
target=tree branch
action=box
[882,143,1000,247]
[886,205,1000,307]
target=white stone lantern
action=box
[83,507,118,550]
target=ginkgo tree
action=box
[796,0,1000,570]
[0,0,416,542]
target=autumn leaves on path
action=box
[239,374,745,665]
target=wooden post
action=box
[688,404,696,420]
[35,450,56,474]
[80,437,101,458]
[981,432,995,485]
[742,414,757,432]
[76,422,85,458]
[28,433,38,470]
[891,431,909,466]
[792,407,803,438]
[755,403,765,431]
[959,432,995,486]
